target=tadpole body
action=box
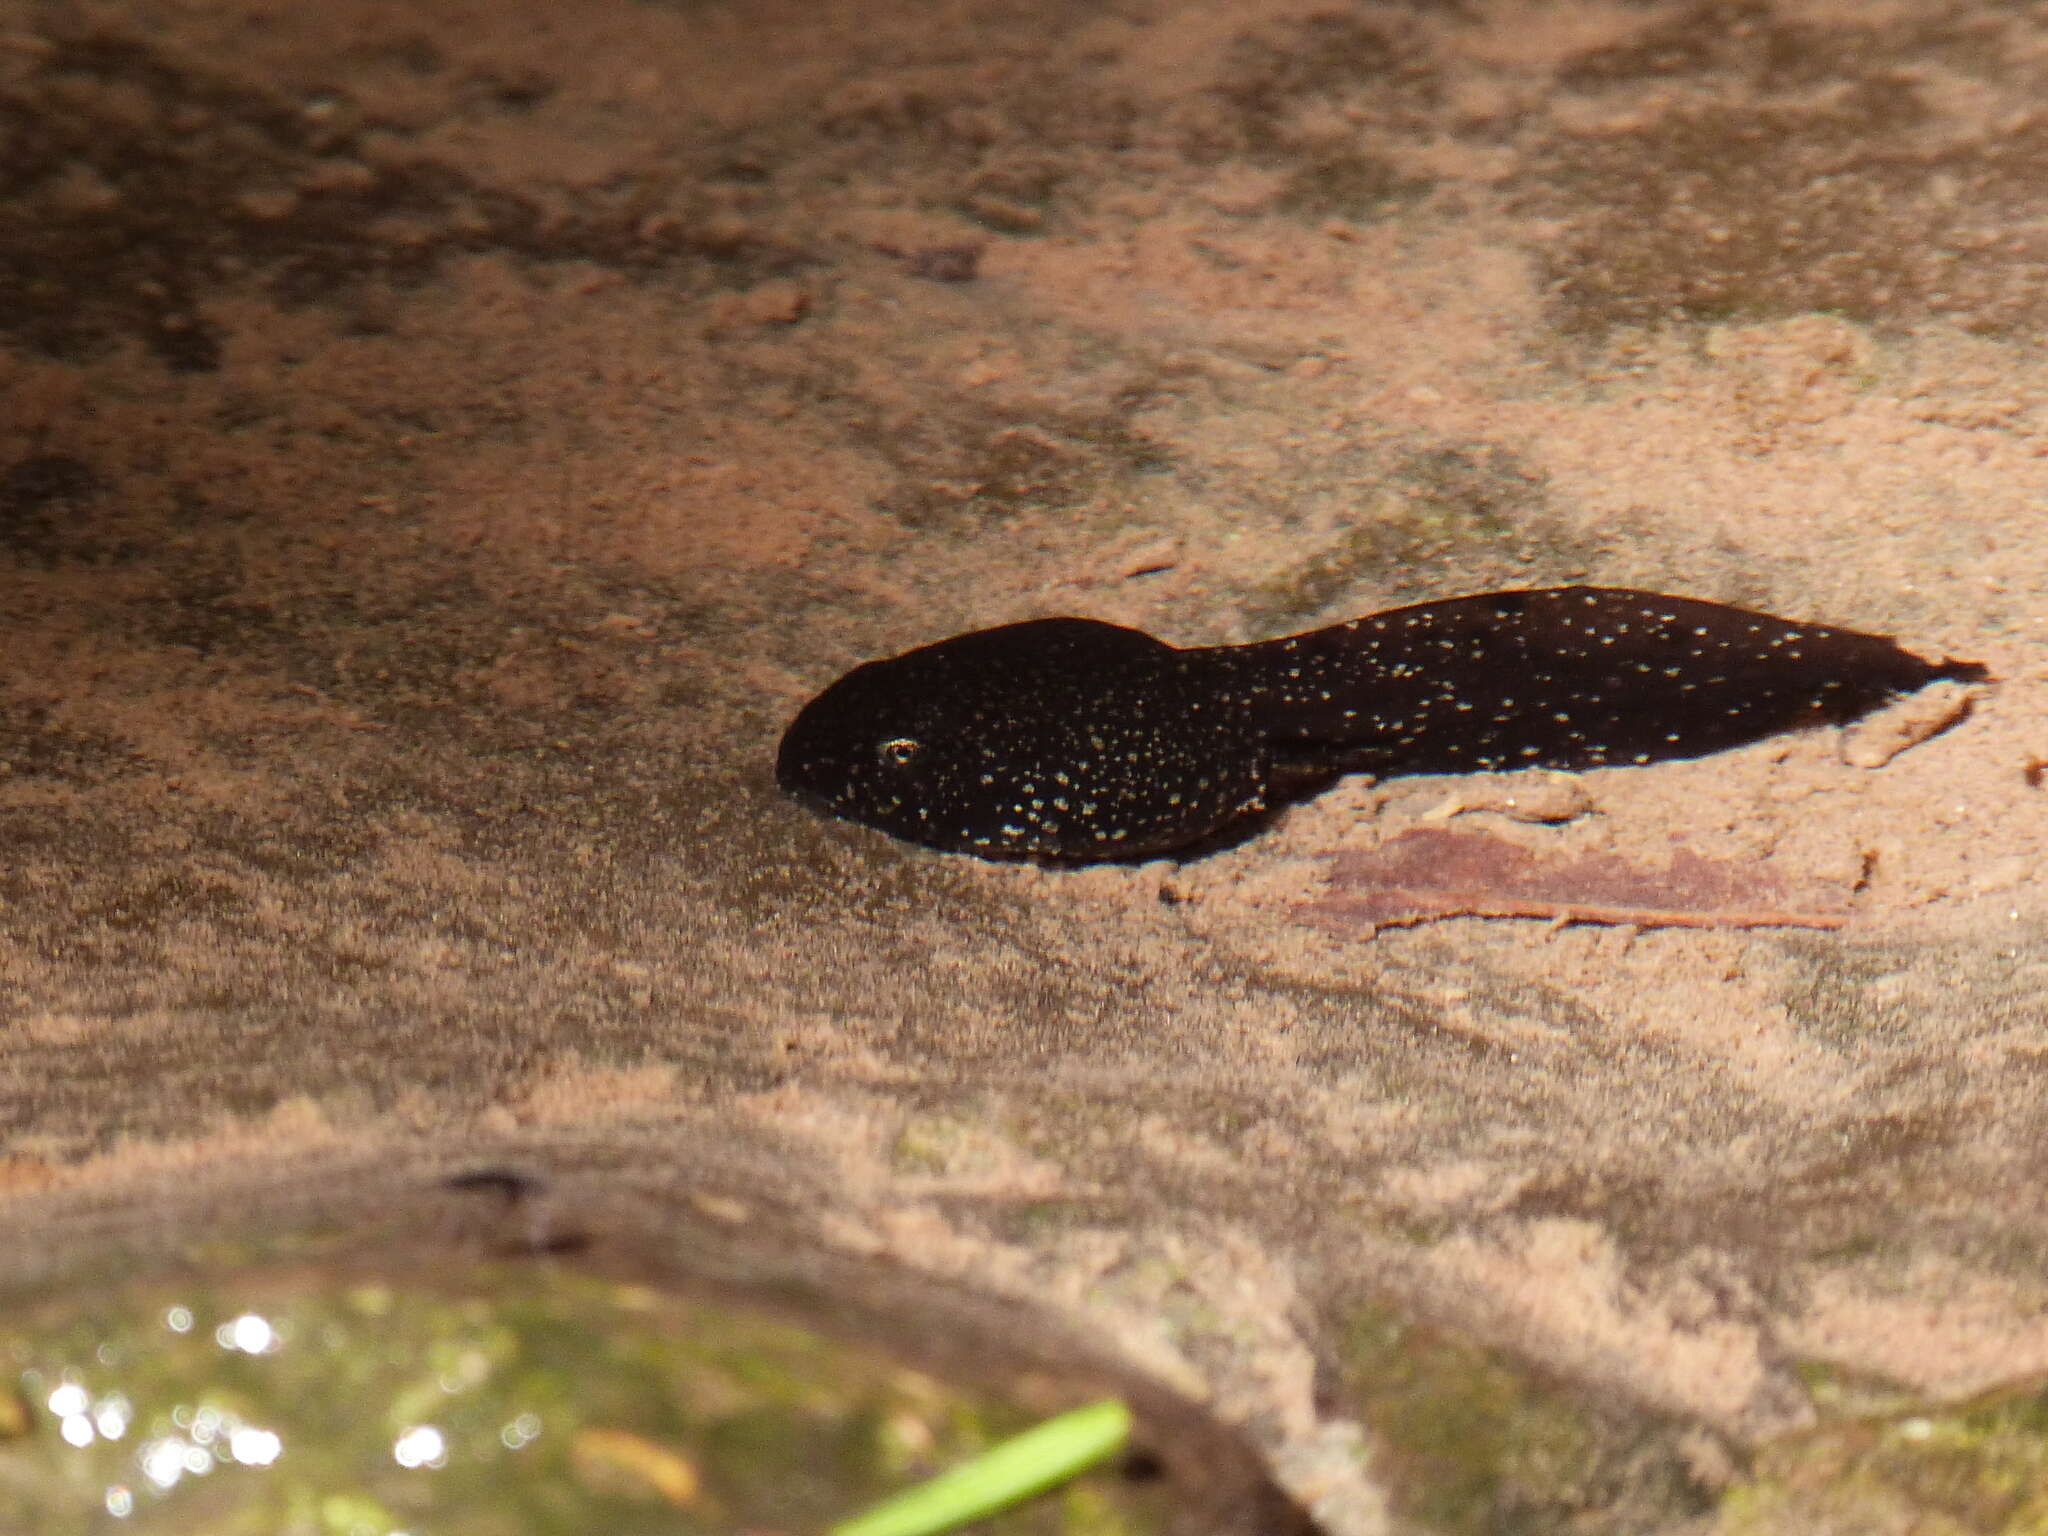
[776,587,1986,862]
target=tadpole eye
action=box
[877,736,923,767]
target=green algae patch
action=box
[0,1263,1167,1536]
[1720,1373,2048,1536]
[1233,445,1588,635]
[1334,1301,1710,1535]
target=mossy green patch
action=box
[1722,1375,2048,1535]
[1197,13,1435,166]
[1536,59,2048,339]
[891,1111,1019,1179]
[1234,445,1594,633]
[1274,155,1432,221]
[879,407,1174,533]
[1335,1300,1710,1535]
[0,34,815,370]
[1773,936,1936,1050]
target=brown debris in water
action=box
[1300,827,1850,936]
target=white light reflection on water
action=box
[139,1436,191,1490]
[104,1485,133,1518]
[163,1306,193,1334]
[217,1314,276,1354]
[228,1425,282,1466]
[49,1380,102,1450]
[392,1424,447,1469]
[499,1411,542,1450]
[95,1392,132,1439]
[136,1402,287,1487]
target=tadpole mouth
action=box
[774,719,858,820]
[778,774,842,817]
[772,742,830,806]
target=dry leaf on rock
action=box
[1297,827,1850,935]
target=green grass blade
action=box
[829,1397,1134,1536]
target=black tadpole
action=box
[776,586,1987,863]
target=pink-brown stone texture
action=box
[5,2,2048,1529]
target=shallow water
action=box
[0,1262,1164,1536]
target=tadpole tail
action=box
[1196,586,1986,778]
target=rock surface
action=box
[5,1,2047,1529]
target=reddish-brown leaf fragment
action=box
[1298,827,1850,936]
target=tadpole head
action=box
[775,651,966,846]
[776,618,1264,861]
